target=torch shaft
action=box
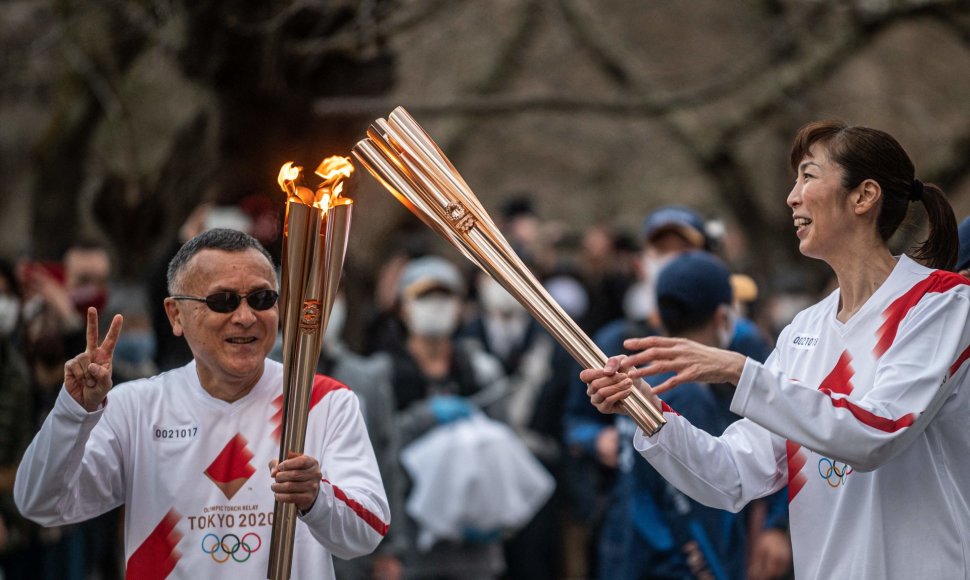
[464,229,663,429]
[353,111,665,435]
[267,203,328,580]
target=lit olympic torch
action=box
[267,157,355,580]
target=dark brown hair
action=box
[789,120,958,270]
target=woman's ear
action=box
[852,179,882,215]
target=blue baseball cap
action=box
[656,251,732,332]
[641,205,707,249]
[957,216,970,271]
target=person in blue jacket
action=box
[598,252,791,579]
[563,207,788,578]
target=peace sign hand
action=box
[64,307,124,412]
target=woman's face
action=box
[787,144,854,261]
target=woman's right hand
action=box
[623,336,746,394]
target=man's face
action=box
[647,229,697,257]
[401,287,462,338]
[64,247,111,312]
[164,248,278,391]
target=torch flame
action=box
[277,161,319,206]
[278,162,302,198]
[279,157,355,210]
[315,156,355,208]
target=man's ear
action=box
[714,303,736,335]
[163,298,184,337]
[851,179,882,216]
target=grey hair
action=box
[166,228,276,294]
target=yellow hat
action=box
[730,273,758,304]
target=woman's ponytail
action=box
[911,182,959,271]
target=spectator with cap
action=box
[560,205,707,576]
[568,205,709,465]
[563,204,779,576]
[370,255,512,579]
[599,251,780,580]
[622,205,710,326]
[957,215,970,279]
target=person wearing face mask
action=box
[372,255,512,580]
[564,207,783,578]
[19,242,124,580]
[459,273,564,579]
[20,241,112,396]
[6,249,105,580]
[561,206,712,576]
[598,251,781,580]
[462,274,564,461]
[622,206,711,326]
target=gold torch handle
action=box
[268,201,353,580]
[268,201,327,580]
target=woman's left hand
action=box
[580,356,637,415]
[622,336,747,394]
[580,356,663,416]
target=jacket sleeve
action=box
[632,351,790,513]
[299,388,390,559]
[13,387,126,526]
[732,287,970,471]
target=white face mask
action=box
[623,252,675,321]
[405,295,461,338]
[716,305,738,350]
[478,276,524,316]
[0,295,20,336]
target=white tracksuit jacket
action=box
[635,256,970,579]
[15,359,389,580]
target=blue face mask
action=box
[114,331,156,364]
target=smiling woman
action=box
[787,121,958,272]
[581,121,970,580]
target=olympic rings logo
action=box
[201,532,262,563]
[817,458,853,488]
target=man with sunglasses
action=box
[14,228,390,579]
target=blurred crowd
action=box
[2,196,968,580]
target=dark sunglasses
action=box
[171,289,279,314]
